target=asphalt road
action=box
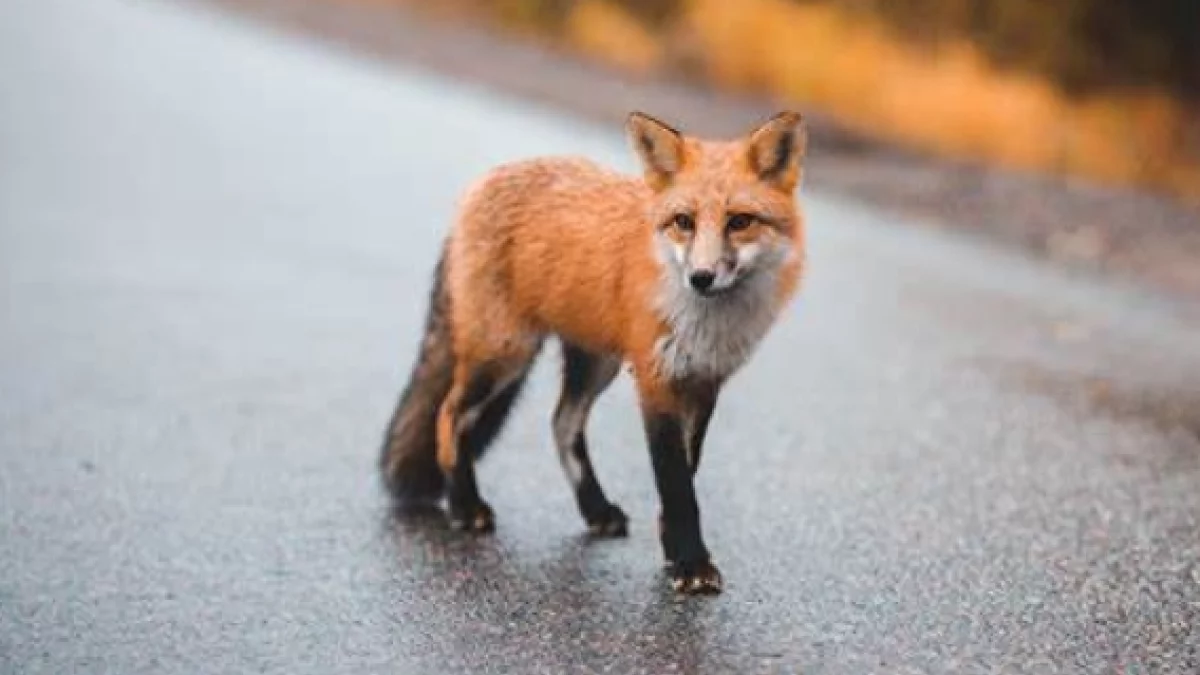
[2,0,1200,673]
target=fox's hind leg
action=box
[553,342,627,537]
[437,349,536,532]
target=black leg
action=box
[442,368,496,531]
[462,370,527,461]
[553,343,626,536]
[643,409,722,594]
[683,382,719,475]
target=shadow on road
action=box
[376,505,740,672]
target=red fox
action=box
[380,111,806,594]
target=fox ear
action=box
[626,111,684,190]
[745,111,807,191]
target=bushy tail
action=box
[379,249,455,505]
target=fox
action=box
[379,110,806,594]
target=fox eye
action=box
[671,213,695,232]
[726,213,756,232]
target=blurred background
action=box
[348,0,1200,200]
[219,0,1200,300]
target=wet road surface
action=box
[2,0,1199,672]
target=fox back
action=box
[444,112,806,383]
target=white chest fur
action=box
[652,269,782,381]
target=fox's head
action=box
[627,111,806,298]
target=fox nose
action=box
[689,270,716,292]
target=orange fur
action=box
[382,112,808,591]
[442,113,806,414]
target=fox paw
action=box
[668,559,723,595]
[585,503,629,538]
[448,501,495,533]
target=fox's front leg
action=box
[683,382,719,475]
[655,380,719,551]
[637,375,723,595]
